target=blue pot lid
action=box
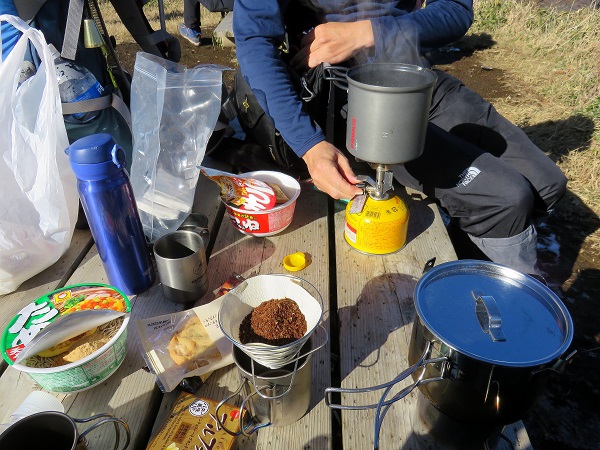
[65,133,125,166]
[414,260,573,367]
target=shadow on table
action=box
[402,189,437,247]
[336,272,418,379]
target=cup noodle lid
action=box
[1,284,130,365]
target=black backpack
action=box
[14,0,182,171]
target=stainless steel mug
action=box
[0,411,130,450]
[217,338,313,436]
[154,229,209,303]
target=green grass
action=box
[470,0,600,215]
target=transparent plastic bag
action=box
[129,52,226,241]
[0,15,78,294]
[136,299,234,393]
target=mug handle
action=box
[215,379,273,437]
[215,382,246,436]
[75,413,131,450]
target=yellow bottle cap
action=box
[283,252,307,271]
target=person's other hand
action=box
[290,21,374,72]
[302,141,363,200]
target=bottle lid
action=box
[283,252,307,271]
[65,133,126,167]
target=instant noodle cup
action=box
[222,171,301,237]
[1,283,131,393]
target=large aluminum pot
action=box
[407,259,574,425]
[326,63,437,165]
[326,260,575,441]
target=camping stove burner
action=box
[355,163,394,200]
[414,393,516,450]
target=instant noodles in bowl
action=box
[1,283,131,393]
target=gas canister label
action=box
[344,196,409,255]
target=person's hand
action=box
[290,21,375,72]
[302,141,363,200]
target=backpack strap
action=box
[61,0,83,60]
[61,92,132,133]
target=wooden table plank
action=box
[0,174,224,450]
[151,180,333,450]
[332,187,454,450]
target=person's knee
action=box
[461,180,536,239]
[541,167,567,211]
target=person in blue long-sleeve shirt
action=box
[1,0,20,60]
[233,0,567,274]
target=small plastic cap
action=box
[283,252,307,271]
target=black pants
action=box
[392,70,567,240]
[183,0,201,30]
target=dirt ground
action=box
[431,51,600,450]
[113,9,599,448]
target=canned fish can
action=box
[344,195,409,255]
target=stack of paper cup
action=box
[0,391,64,436]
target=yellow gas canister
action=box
[344,195,409,255]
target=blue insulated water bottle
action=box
[66,133,155,295]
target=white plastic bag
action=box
[0,15,78,294]
[129,52,226,242]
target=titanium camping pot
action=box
[326,63,437,165]
[326,260,575,437]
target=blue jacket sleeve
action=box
[1,0,21,61]
[234,0,325,158]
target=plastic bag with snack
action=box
[136,296,233,392]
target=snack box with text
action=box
[147,392,240,450]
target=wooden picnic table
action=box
[0,163,533,450]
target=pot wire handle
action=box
[239,391,272,436]
[75,413,131,450]
[249,357,299,400]
[216,381,247,436]
[373,355,443,450]
[322,65,349,91]
[325,341,444,410]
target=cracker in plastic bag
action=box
[137,296,233,392]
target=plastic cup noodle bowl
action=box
[218,274,325,369]
[223,171,301,237]
[1,284,131,393]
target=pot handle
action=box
[216,381,251,436]
[532,349,578,376]
[76,413,131,450]
[324,341,445,411]
[216,379,275,437]
[322,65,349,91]
[472,291,507,342]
